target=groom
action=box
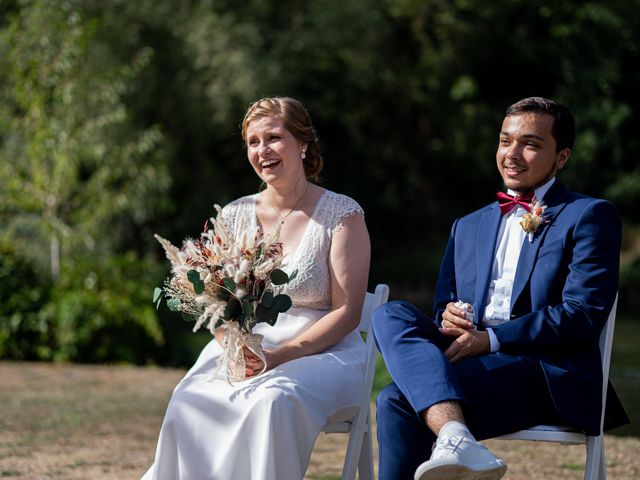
[372,97,628,480]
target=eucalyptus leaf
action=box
[181,312,196,322]
[266,312,279,326]
[222,277,237,292]
[256,303,270,323]
[288,269,298,281]
[261,290,273,308]
[167,298,182,312]
[242,300,254,318]
[270,269,289,285]
[224,298,241,320]
[187,270,205,294]
[153,287,163,303]
[217,288,230,301]
[153,287,163,310]
[187,270,201,283]
[273,294,293,313]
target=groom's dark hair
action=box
[506,97,576,152]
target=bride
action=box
[142,97,371,479]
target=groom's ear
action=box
[556,148,570,170]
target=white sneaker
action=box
[414,435,507,480]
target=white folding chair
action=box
[495,295,618,480]
[321,283,390,480]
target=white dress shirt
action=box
[485,177,555,352]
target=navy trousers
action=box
[372,301,562,480]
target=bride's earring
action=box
[301,151,306,160]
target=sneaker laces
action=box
[431,435,465,460]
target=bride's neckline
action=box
[252,189,328,266]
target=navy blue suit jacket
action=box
[432,181,628,435]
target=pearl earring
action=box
[301,151,306,160]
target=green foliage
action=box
[255,292,292,327]
[620,257,640,313]
[0,245,52,360]
[187,270,205,294]
[270,269,290,286]
[221,277,237,293]
[0,0,171,276]
[153,287,163,309]
[373,353,393,401]
[2,0,640,365]
[0,247,165,363]
[38,253,165,363]
[0,1,173,363]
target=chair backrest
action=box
[359,284,390,333]
[597,294,618,434]
[358,284,390,406]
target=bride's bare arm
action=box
[244,213,371,375]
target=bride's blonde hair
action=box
[241,97,323,180]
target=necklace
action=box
[272,181,310,225]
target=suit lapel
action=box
[510,182,571,311]
[474,204,502,323]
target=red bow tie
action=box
[496,191,534,215]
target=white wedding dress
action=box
[142,189,367,480]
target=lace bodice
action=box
[221,190,364,310]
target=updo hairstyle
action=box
[241,97,323,180]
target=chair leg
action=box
[598,442,606,480]
[341,420,365,480]
[584,435,604,480]
[357,419,375,480]
[341,436,360,480]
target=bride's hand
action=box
[243,347,267,377]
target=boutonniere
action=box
[520,198,548,243]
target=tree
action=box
[0,1,170,361]
[0,0,170,278]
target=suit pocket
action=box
[538,239,564,259]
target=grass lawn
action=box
[0,318,638,479]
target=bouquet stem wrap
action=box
[216,321,266,383]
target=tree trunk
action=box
[51,235,60,281]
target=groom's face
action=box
[496,113,570,195]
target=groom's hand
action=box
[440,302,489,361]
[441,302,474,330]
[441,329,490,362]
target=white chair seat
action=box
[497,424,587,444]
[494,295,619,479]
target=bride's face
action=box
[245,115,307,188]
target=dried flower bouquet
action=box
[154,205,295,382]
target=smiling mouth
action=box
[504,165,525,176]
[260,159,281,170]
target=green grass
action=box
[372,354,391,400]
